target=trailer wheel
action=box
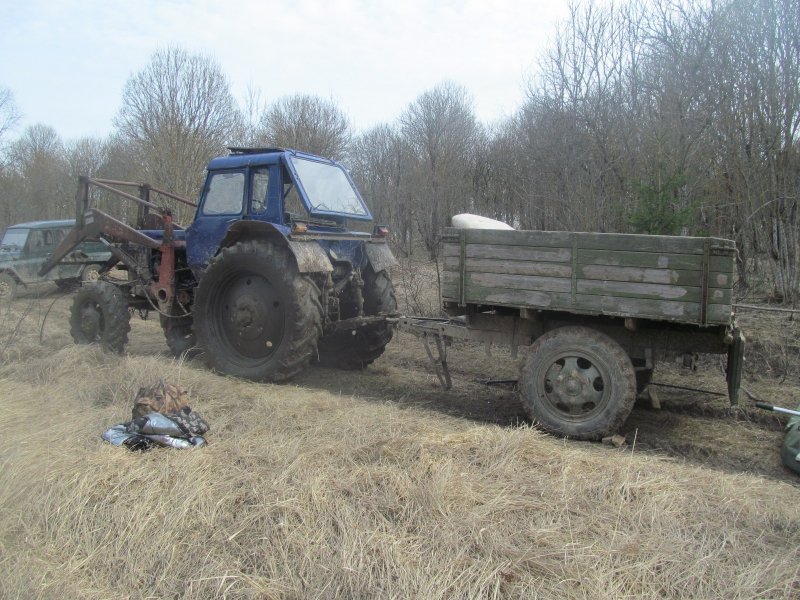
[69,281,131,353]
[317,267,397,369]
[0,273,18,301]
[194,240,323,381]
[519,326,636,440]
[160,313,197,359]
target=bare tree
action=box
[472,121,520,228]
[400,81,479,255]
[527,1,652,232]
[65,137,108,180]
[2,124,70,223]
[350,124,413,249]
[0,86,22,229]
[0,86,21,152]
[114,47,238,218]
[233,84,268,147]
[255,94,352,160]
[711,0,800,301]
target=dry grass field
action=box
[1,266,799,599]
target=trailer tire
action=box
[69,281,131,353]
[519,326,636,440]
[317,267,397,369]
[194,240,323,381]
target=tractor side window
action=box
[283,183,306,221]
[251,168,269,214]
[280,164,306,223]
[202,172,244,215]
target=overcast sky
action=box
[1,0,572,141]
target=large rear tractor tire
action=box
[193,240,323,381]
[519,326,636,440]
[317,266,397,369]
[69,281,131,353]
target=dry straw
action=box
[0,293,798,599]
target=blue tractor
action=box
[40,148,398,381]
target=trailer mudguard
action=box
[365,242,396,273]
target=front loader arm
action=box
[38,208,160,277]
[40,175,195,279]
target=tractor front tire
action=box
[69,281,131,353]
[160,313,197,359]
[193,240,323,381]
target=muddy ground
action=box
[310,330,799,484]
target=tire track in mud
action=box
[128,321,799,483]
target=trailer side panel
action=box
[441,228,735,326]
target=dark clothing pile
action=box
[103,406,209,451]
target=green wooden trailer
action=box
[399,227,743,440]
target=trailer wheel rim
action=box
[216,271,285,360]
[536,352,609,421]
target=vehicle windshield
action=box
[290,157,369,217]
[1,228,29,250]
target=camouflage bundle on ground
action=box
[132,380,191,419]
[102,381,209,451]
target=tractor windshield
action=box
[289,156,370,219]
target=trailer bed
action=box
[441,228,736,326]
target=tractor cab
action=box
[185,148,373,272]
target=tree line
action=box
[0,0,798,301]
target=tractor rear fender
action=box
[364,242,397,273]
[218,221,333,273]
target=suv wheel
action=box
[0,273,17,301]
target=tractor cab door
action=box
[185,169,246,272]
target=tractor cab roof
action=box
[207,147,335,170]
